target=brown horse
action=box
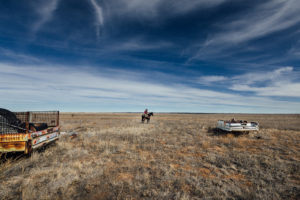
[141,112,153,123]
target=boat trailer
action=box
[217,118,259,132]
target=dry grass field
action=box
[0,113,299,199]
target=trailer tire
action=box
[25,140,32,156]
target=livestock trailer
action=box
[0,109,60,154]
[217,119,259,132]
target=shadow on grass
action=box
[207,127,247,137]
[0,152,25,164]
[36,141,58,153]
[0,141,57,164]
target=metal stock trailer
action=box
[0,110,60,154]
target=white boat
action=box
[217,119,259,132]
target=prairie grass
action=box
[0,113,299,199]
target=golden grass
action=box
[0,113,299,199]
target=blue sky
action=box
[0,0,300,113]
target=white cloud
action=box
[230,83,300,97]
[0,63,299,112]
[231,66,294,85]
[191,0,300,60]
[32,0,60,33]
[109,0,225,19]
[167,0,225,14]
[288,40,300,58]
[0,47,41,63]
[229,66,300,97]
[89,0,104,39]
[197,75,228,85]
[108,38,173,51]
[195,67,300,98]
[210,0,300,45]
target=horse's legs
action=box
[147,118,150,123]
[141,117,144,123]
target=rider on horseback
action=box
[144,108,148,118]
[141,109,153,123]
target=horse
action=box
[141,112,153,123]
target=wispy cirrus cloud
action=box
[89,0,104,39]
[166,0,225,14]
[32,0,60,34]
[209,0,300,45]
[0,47,41,63]
[197,75,228,85]
[190,0,300,61]
[109,0,225,19]
[107,38,173,52]
[288,39,300,58]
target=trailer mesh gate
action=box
[0,111,59,134]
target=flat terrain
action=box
[1,113,299,199]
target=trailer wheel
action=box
[25,140,32,156]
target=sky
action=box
[0,0,300,113]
